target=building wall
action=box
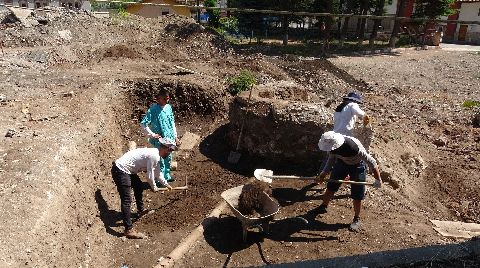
[385,0,398,15]
[456,2,480,44]
[1,0,90,10]
[127,0,192,18]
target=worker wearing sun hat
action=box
[111,137,177,239]
[333,92,370,136]
[313,131,382,232]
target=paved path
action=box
[441,43,480,51]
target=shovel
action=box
[254,169,374,185]
[254,169,316,183]
[228,86,254,164]
[157,177,189,191]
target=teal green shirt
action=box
[141,103,177,141]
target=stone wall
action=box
[228,84,332,167]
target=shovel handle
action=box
[265,175,317,180]
[327,179,374,185]
[157,186,188,191]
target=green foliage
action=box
[204,0,221,28]
[219,16,240,34]
[413,0,457,19]
[228,70,257,95]
[463,100,480,109]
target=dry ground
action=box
[1,9,479,268]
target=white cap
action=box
[158,137,177,151]
[318,131,345,152]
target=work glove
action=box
[373,180,382,189]
[363,114,370,126]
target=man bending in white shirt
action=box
[111,138,176,239]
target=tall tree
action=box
[413,0,456,19]
[268,0,312,46]
[413,0,456,44]
[204,0,221,27]
[389,0,407,48]
[369,0,386,46]
[311,0,340,50]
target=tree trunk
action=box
[369,0,386,47]
[282,15,289,46]
[390,0,407,48]
[340,16,351,47]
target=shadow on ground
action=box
[202,214,347,267]
[199,123,324,177]
[95,189,123,237]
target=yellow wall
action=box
[127,0,191,18]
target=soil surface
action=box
[1,8,479,268]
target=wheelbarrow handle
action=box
[327,179,374,185]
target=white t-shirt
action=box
[115,148,167,190]
[333,102,366,136]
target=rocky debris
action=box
[63,91,74,97]
[104,45,141,59]
[228,86,335,166]
[5,129,15,138]
[0,8,19,24]
[238,181,272,217]
[433,136,448,147]
[57,30,72,41]
[473,112,480,128]
[126,77,227,120]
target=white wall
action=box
[385,0,398,15]
[458,2,480,22]
[456,2,480,43]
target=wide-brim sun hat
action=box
[158,137,177,151]
[343,92,363,104]
[318,131,345,152]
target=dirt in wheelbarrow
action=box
[238,181,274,217]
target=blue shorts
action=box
[326,160,366,200]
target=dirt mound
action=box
[126,77,228,120]
[238,181,273,216]
[104,44,141,59]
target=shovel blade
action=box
[254,169,273,183]
[228,151,241,164]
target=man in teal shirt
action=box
[141,89,180,182]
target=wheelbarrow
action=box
[221,185,280,242]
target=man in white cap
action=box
[315,131,382,231]
[111,138,176,239]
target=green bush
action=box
[463,100,480,108]
[228,70,257,95]
[219,17,239,34]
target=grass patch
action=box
[463,100,480,108]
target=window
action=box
[36,2,41,8]
[18,0,28,7]
[162,11,170,16]
[5,0,13,5]
[478,8,480,17]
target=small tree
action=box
[413,0,456,20]
[414,0,456,45]
[204,0,221,28]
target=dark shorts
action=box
[326,159,366,200]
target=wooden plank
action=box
[430,220,480,239]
